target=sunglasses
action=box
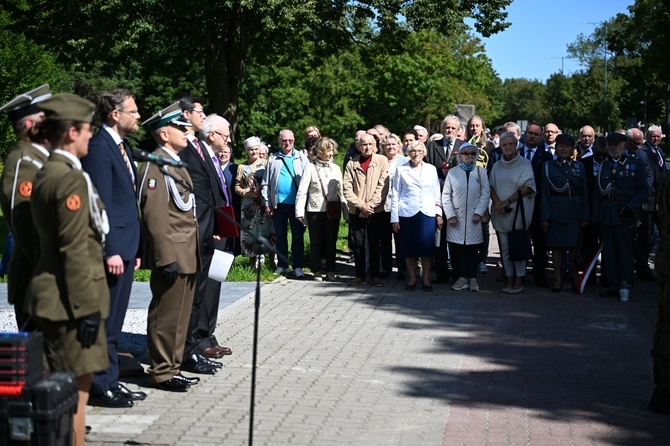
[461,152,477,156]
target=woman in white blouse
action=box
[391,141,443,291]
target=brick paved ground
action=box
[79,250,669,446]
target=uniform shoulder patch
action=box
[148,178,157,190]
[18,181,32,197]
[65,193,82,211]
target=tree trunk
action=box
[204,8,249,144]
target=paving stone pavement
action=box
[2,251,668,445]
[75,260,669,446]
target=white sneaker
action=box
[478,262,489,273]
[469,278,479,292]
[452,277,469,291]
[294,268,305,278]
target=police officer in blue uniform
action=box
[593,132,649,299]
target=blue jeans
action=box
[273,203,305,269]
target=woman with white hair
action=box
[234,136,275,265]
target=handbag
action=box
[507,190,532,261]
[216,205,239,238]
[316,164,341,221]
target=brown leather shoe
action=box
[214,345,232,356]
[201,346,225,358]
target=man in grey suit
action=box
[425,115,463,283]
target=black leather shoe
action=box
[174,373,200,385]
[599,289,618,297]
[116,384,147,401]
[155,377,189,392]
[85,426,92,435]
[200,354,223,369]
[88,389,134,408]
[182,353,218,374]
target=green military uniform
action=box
[139,146,200,384]
[29,150,110,376]
[0,84,52,329]
[651,174,670,413]
[0,141,49,324]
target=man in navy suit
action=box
[425,115,464,283]
[520,122,553,288]
[177,96,229,374]
[83,89,146,407]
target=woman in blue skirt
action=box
[391,141,443,291]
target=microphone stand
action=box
[156,164,288,446]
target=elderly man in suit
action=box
[627,127,659,281]
[82,89,146,408]
[139,103,202,392]
[0,84,52,331]
[192,113,237,358]
[176,96,228,374]
[425,115,464,283]
[521,122,553,288]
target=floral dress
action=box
[235,163,276,257]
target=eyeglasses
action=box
[408,149,424,154]
[461,152,477,156]
[189,108,205,115]
[119,109,140,116]
[545,130,558,134]
[280,139,294,143]
[213,131,230,140]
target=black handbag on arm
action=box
[507,190,533,261]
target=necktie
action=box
[655,146,664,168]
[193,138,205,160]
[212,155,230,205]
[445,140,450,157]
[526,149,533,161]
[118,142,136,191]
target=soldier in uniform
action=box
[28,93,109,446]
[592,132,649,300]
[540,133,590,292]
[138,103,201,392]
[651,174,670,414]
[0,84,52,330]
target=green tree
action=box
[496,78,548,125]
[0,1,69,158]
[14,0,512,140]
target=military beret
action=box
[0,84,52,122]
[142,102,192,131]
[555,133,575,147]
[606,132,627,144]
[38,93,95,123]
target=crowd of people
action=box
[1,82,669,446]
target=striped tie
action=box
[655,146,664,167]
[118,142,136,191]
[193,138,205,160]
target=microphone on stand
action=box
[132,149,188,168]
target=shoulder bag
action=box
[507,190,532,261]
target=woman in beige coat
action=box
[295,137,347,281]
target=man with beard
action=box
[83,89,146,408]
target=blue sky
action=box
[476,0,634,82]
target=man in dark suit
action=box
[196,113,237,355]
[83,89,146,408]
[520,122,553,288]
[177,96,228,374]
[642,126,667,261]
[425,115,463,283]
[629,126,664,280]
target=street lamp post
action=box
[641,100,647,130]
[584,21,608,130]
